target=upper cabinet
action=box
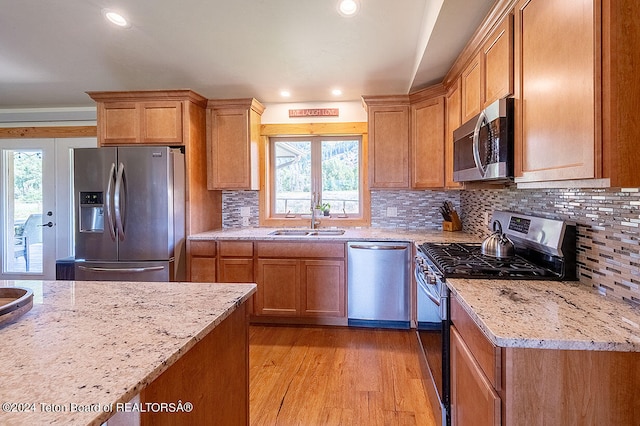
[87,90,207,146]
[445,80,463,189]
[460,13,514,123]
[482,14,514,107]
[410,85,446,189]
[513,0,640,187]
[461,53,482,123]
[362,95,411,189]
[206,98,265,190]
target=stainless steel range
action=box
[415,211,577,426]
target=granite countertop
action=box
[189,227,481,245]
[0,280,256,425]
[447,278,640,352]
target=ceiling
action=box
[0,0,495,108]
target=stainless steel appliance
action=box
[347,241,411,329]
[415,211,576,426]
[73,146,185,282]
[453,97,514,183]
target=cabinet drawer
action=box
[451,294,501,390]
[189,240,217,257]
[257,242,345,259]
[219,241,253,257]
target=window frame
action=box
[260,122,370,228]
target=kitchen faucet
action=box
[310,192,321,229]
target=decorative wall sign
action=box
[288,108,339,118]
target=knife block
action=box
[443,212,462,231]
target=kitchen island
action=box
[0,279,256,426]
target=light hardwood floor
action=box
[249,325,437,426]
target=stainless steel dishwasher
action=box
[347,241,411,329]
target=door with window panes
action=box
[270,136,361,219]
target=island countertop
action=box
[447,278,640,352]
[0,280,256,426]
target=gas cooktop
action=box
[418,242,560,279]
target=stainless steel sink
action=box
[268,229,313,236]
[309,229,346,236]
[268,229,345,236]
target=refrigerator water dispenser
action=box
[79,191,104,232]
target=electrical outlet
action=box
[242,217,250,227]
[240,207,251,217]
[484,212,490,227]
[386,207,398,217]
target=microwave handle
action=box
[472,110,488,177]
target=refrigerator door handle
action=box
[77,265,165,273]
[105,162,117,241]
[114,162,127,241]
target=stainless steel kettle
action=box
[481,220,515,258]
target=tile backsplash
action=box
[461,185,640,306]
[221,186,640,306]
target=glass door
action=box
[1,139,55,279]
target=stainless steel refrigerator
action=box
[73,146,185,282]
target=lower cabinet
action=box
[187,239,346,324]
[186,240,217,282]
[450,327,500,426]
[255,241,346,324]
[450,292,640,426]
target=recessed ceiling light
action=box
[280,90,291,98]
[332,89,343,96]
[102,9,131,28]
[337,0,360,17]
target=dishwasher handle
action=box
[349,244,408,250]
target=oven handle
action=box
[415,267,441,307]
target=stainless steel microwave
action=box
[453,97,514,183]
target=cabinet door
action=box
[483,15,514,107]
[100,102,139,145]
[461,54,482,122]
[368,105,410,189]
[445,82,463,189]
[300,260,345,317]
[187,240,217,282]
[208,107,252,189]
[256,259,299,316]
[450,327,501,426]
[219,258,254,283]
[411,96,445,188]
[514,0,596,182]
[140,101,183,144]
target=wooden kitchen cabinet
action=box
[450,327,501,426]
[514,0,596,183]
[187,240,217,282]
[445,80,463,189]
[88,91,203,145]
[362,95,410,189]
[482,14,513,108]
[450,291,640,425]
[301,259,345,317]
[254,241,346,323]
[410,85,446,189]
[218,241,254,283]
[513,0,640,187]
[460,53,482,123]
[206,98,265,190]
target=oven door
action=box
[415,264,450,426]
